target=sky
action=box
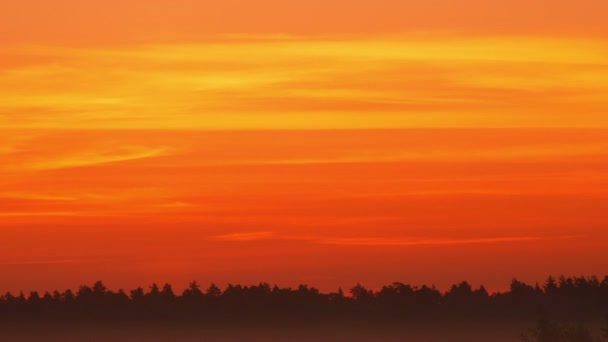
[1,0,608,294]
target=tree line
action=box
[1,275,608,327]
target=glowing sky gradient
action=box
[1,0,608,294]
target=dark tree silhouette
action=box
[182,281,203,298]
[544,276,558,295]
[0,274,607,336]
[206,283,222,298]
[130,287,145,301]
[350,283,373,302]
[161,283,176,300]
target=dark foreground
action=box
[0,324,528,342]
[2,276,608,341]
[2,319,607,342]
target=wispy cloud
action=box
[204,142,608,166]
[212,231,317,242]
[0,192,76,201]
[23,146,170,171]
[212,231,278,242]
[319,236,546,246]
[0,211,82,217]
[0,145,18,155]
[210,232,577,246]
[1,35,607,130]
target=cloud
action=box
[0,192,76,201]
[0,211,81,217]
[0,145,18,155]
[212,231,316,242]
[212,231,277,242]
[210,232,577,247]
[200,142,608,166]
[319,235,582,246]
[23,146,170,171]
[152,201,198,209]
[1,35,607,130]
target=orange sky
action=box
[1,0,608,294]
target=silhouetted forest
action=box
[2,275,608,331]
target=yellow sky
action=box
[2,35,608,131]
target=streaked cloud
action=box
[0,145,18,155]
[210,231,578,247]
[0,192,76,201]
[0,211,81,217]
[210,143,608,166]
[1,35,607,130]
[320,236,550,246]
[212,231,278,242]
[21,146,170,171]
